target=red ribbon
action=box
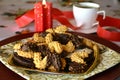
[15,9,34,27]
[15,8,120,41]
[97,15,120,41]
[52,8,81,30]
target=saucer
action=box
[74,26,97,34]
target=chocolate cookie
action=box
[12,52,35,68]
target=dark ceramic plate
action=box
[0,32,120,80]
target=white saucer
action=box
[74,26,97,34]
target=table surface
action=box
[0,0,120,80]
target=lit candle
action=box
[34,0,52,32]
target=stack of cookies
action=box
[12,25,100,73]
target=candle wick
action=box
[42,0,46,5]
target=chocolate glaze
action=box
[13,52,35,68]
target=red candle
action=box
[34,2,44,32]
[34,0,52,32]
[43,2,52,30]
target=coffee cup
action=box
[73,2,105,30]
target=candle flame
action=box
[42,0,46,5]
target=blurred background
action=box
[0,0,120,41]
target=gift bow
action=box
[15,8,120,41]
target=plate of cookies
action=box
[0,25,120,80]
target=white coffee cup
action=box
[73,2,105,30]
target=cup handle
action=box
[97,10,106,19]
[92,21,99,27]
